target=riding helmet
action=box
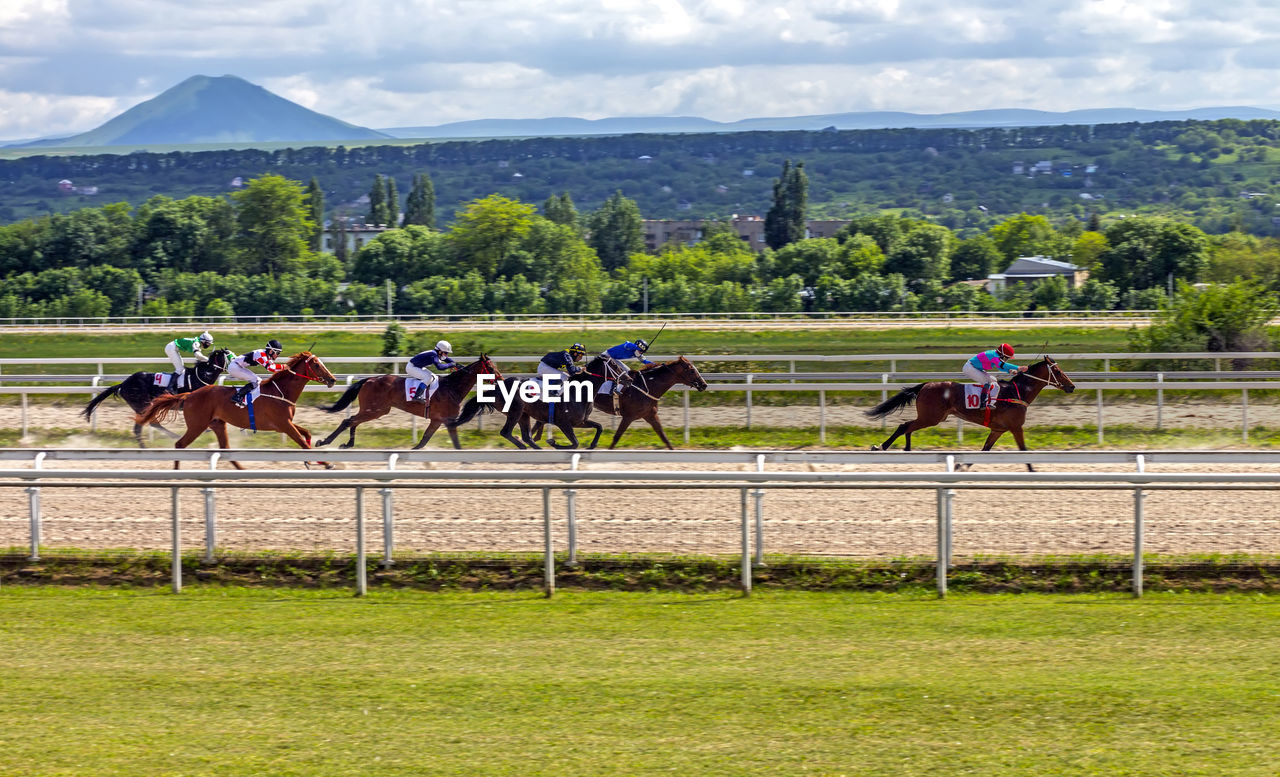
[635,339,649,352]
[569,343,586,355]
[199,331,213,345]
[266,339,284,353]
[436,340,452,353]
[998,343,1015,358]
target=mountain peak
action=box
[24,75,389,149]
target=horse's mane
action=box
[262,351,312,386]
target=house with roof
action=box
[986,256,1087,294]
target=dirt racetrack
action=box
[1,457,1277,559]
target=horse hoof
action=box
[869,444,881,451]
[323,462,336,470]
[339,443,353,450]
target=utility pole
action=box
[385,279,393,318]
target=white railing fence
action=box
[2,449,1277,598]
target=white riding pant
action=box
[536,362,562,377]
[406,364,437,390]
[165,341,185,373]
[227,361,261,388]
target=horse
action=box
[529,356,709,449]
[315,355,502,450]
[450,367,605,450]
[133,352,336,470]
[81,348,233,446]
[864,356,1076,471]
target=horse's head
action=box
[675,356,708,391]
[288,352,336,387]
[200,348,231,376]
[1037,356,1075,393]
[478,353,503,382]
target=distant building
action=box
[229,176,244,189]
[320,222,391,255]
[1011,161,1025,175]
[57,179,74,192]
[986,256,1087,294]
[1032,161,1053,174]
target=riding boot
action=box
[412,384,427,403]
[232,385,249,408]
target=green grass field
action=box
[0,588,1276,776]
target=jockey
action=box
[407,340,458,403]
[539,343,586,377]
[599,338,652,400]
[229,339,285,408]
[963,343,1024,408]
[164,332,213,390]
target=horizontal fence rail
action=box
[2,448,1276,599]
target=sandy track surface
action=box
[9,396,1278,440]
[1,458,1276,559]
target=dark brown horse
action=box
[133,352,337,469]
[450,368,605,449]
[80,348,233,446]
[316,356,502,450]
[531,356,709,449]
[865,357,1075,471]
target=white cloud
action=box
[5,0,1280,138]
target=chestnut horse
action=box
[529,356,709,449]
[133,352,337,470]
[316,355,502,450]
[865,357,1075,471]
[80,348,233,446]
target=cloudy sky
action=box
[0,0,1275,138]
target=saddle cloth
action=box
[154,372,177,388]
[962,383,998,409]
[404,377,439,403]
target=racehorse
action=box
[133,352,336,469]
[865,356,1075,471]
[450,367,606,450]
[316,355,502,450]
[80,348,233,446]
[529,356,709,449]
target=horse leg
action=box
[133,422,145,448]
[874,420,912,451]
[583,420,604,450]
[316,419,350,448]
[644,412,674,450]
[517,415,539,449]
[411,420,443,450]
[171,424,207,470]
[446,422,462,450]
[530,421,544,441]
[607,417,636,449]
[207,420,245,471]
[981,429,1006,452]
[547,422,579,449]
[153,423,180,439]
[1009,426,1034,472]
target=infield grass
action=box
[0,588,1276,776]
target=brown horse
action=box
[531,356,709,449]
[316,355,502,450]
[133,352,337,469]
[865,357,1075,471]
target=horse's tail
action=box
[865,383,925,419]
[81,382,123,420]
[324,378,368,413]
[451,395,494,427]
[135,394,185,428]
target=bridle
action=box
[1018,359,1065,389]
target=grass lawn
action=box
[0,588,1276,776]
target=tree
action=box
[304,177,324,251]
[1071,231,1109,273]
[587,191,644,271]
[1069,278,1119,310]
[366,174,388,226]
[1131,280,1278,364]
[403,172,436,228]
[764,160,808,250]
[987,214,1068,262]
[542,192,578,228]
[447,195,537,280]
[1099,217,1211,291]
[883,224,952,287]
[384,176,400,227]
[230,174,315,277]
[949,235,1001,281]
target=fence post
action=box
[171,487,182,594]
[1096,389,1104,444]
[21,392,28,440]
[818,390,826,444]
[880,374,889,430]
[753,454,765,567]
[542,487,555,598]
[90,377,100,433]
[956,416,964,444]
[566,453,580,565]
[1243,389,1249,442]
[944,455,955,570]
[745,373,753,429]
[1133,454,1145,598]
[354,488,367,597]
[27,451,45,561]
[683,389,690,444]
[739,487,751,596]
[935,487,947,599]
[1156,373,1163,430]
[203,452,220,564]
[382,453,398,569]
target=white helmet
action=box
[198,331,213,345]
[435,340,452,354]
